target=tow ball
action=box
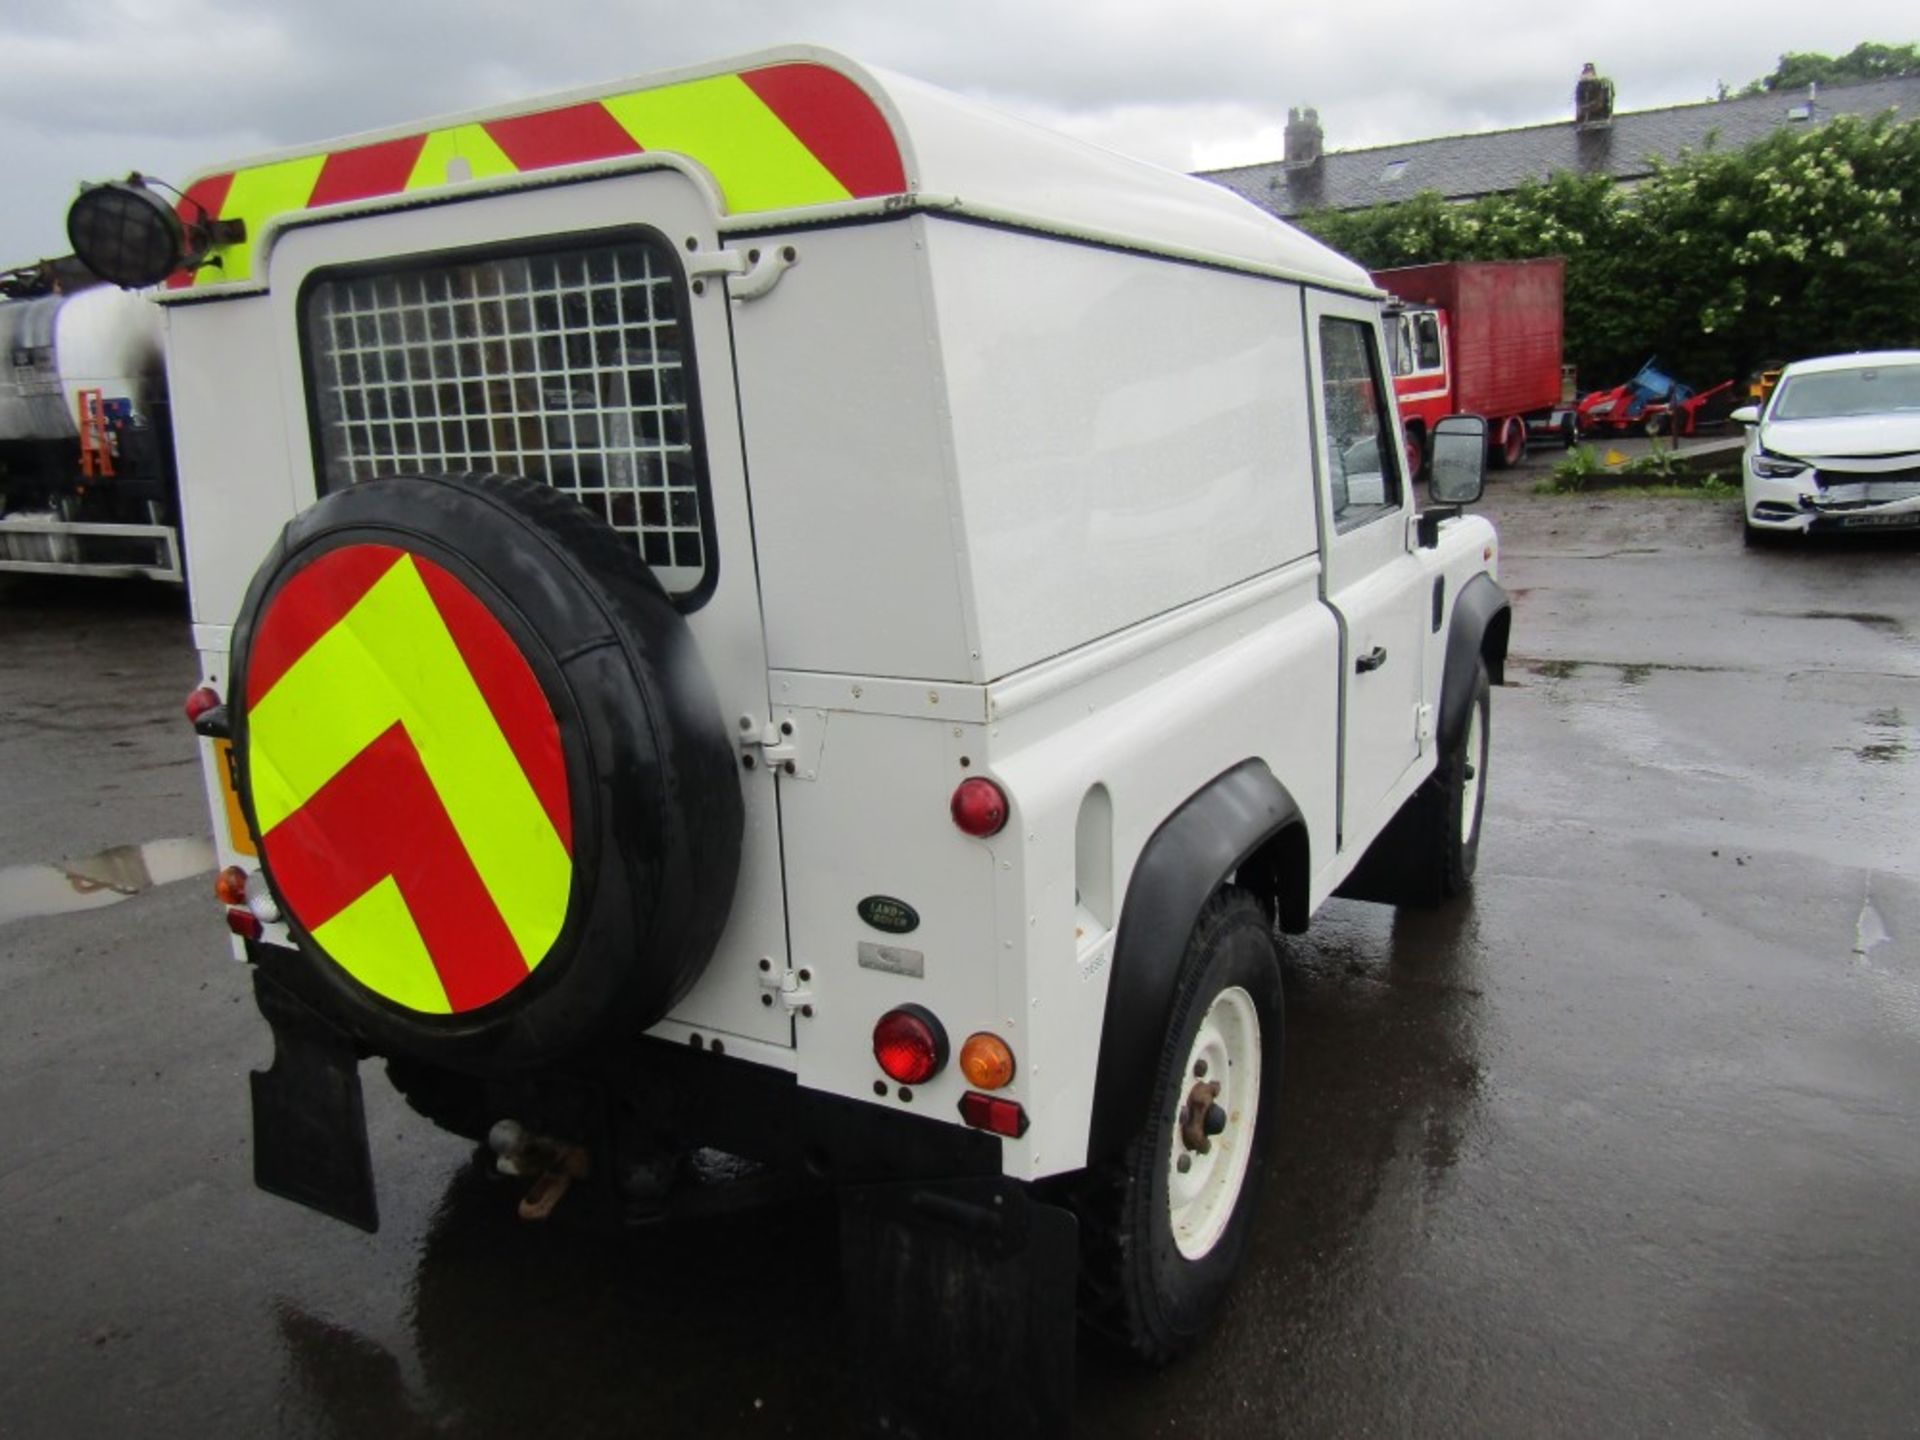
[1176,1078,1228,1172]
[488,1120,590,1221]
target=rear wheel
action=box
[1079,887,1283,1364]
[1491,416,1527,469]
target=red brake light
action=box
[958,1092,1030,1138]
[225,907,263,940]
[184,685,222,723]
[873,1005,948,1085]
[950,777,1008,837]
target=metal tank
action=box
[0,286,164,442]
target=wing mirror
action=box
[1730,405,1761,426]
[1429,414,1488,504]
[1417,414,1489,548]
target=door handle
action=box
[1356,646,1388,674]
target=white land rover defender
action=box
[73,46,1507,1435]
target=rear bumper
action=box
[245,950,1008,1233]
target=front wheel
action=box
[1081,887,1283,1364]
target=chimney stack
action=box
[1284,106,1324,167]
[1574,63,1615,126]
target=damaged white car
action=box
[1734,351,1920,544]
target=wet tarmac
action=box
[2,495,1917,1438]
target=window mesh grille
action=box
[305,237,708,594]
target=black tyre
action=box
[1081,887,1283,1364]
[1490,416,1527,470]
[1434,660,1491,897]
[231,472,743,1074]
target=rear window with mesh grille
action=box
[303,234,711,597]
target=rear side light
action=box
[184,685,221,723]
[958,1092,1029,1138]
[959,1032,1015,1090]
[873,1005,949,1084]
[950,777,1008,837]
[213,866,248,906]
[225,908,263,941]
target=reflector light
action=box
[958,1092,1029,1139]
[950,777,1009,837]
[873,1005,948,1085]
[213,866,248,906]
[184,685,222,723]
[243,869,281,925]
[225,907,263,941]
[960,1032,1016,1090]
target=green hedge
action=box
[1293,112,1920,390]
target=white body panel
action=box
[165,50,1502,1183]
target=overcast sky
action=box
[0,1,1905,265]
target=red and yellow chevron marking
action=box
[245,544,573,1015]
[168,61,906,289]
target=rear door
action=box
[272,168,793,1045]
[1304,289,1432,853]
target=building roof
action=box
[163,45,1372,302]
[1200,75,1920,218]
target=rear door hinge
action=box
[687,244,796,302]
[737,708,826,780]
[757,960,815,1017]
[1416,702,1435,753]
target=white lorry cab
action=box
[71,46,1509,1436]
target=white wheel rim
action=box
[1168,984,1261,1261]
[1461,700,1485,846]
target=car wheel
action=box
[1078,887,1283,1365]
[1437,661,1491,896]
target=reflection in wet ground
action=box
[264,898,1486,1440]
[0,837,215,926]
[275,1169,854,1438]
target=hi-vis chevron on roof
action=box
[165,58,908,290]
[151,46,1381,301]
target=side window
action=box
[1415,313,1442,372]
[1318,316,1404,531]
[1387,314,1413,378]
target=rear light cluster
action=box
[214,864,281,940]
[873,1005,947,1085]
[871,1006,1028,1137]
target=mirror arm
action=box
[1417,505,1462,549]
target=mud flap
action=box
[249,969,379,1233]
[840,1177,1077,1439]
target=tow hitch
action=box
[488,1119,591,1221]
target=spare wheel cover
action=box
[231,472,743,1071]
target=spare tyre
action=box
[230,472,742,1073]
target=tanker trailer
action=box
[0,270,179,580]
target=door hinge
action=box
[757,960,815,1017]
[686,244,796,302]
[1416,702,1435,752]
[737,708,826,780]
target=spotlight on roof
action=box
[65,174,245,289]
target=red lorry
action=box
[1374,258,1576,472]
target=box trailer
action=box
[1375,258,1575,471]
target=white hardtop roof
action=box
[166,46,1376,299]
[859,56,1376,294]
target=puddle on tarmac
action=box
[0,838,216,926]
